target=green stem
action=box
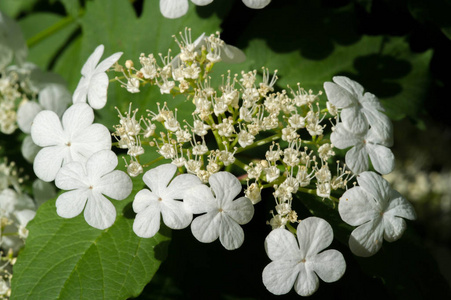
[286,222,297,235]
[27,11,83,48]
[235,132,281,154]
[298,187,339,203]
[233,157,248,172]
[142,156,165,168]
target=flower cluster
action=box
[16,24,417,298]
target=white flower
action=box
[160,0,271,18]
[184,172,254,250]
[331,122,394,175]
[262,217,346,296]
[133,163,202,238]
[31,103,111,182]
[73,45,123,109]
[55,150,132,230]
[324,76,393,145]
[339,171,416,257]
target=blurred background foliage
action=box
[2,0,451,298]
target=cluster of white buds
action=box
[0,70,22,134]
[107,27,417,297]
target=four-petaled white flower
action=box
[55,150,132,230]
[339,171,416,257]
[73,45,123,109]
[160,0,271,19]
[31,103,111,182]
[262,217,346,296]
[324,76,393,145]
[331,123,394,175]
[133,163,202,238]
[184,171,254,250]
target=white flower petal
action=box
[14,209,36,227]
[39,84,71,117]
[310,249,346,282]
[262,261,299,295]
[73,77,89,104]
[84,192,116,229]
[364,109,393,146]
[95,51,122,73]
[223,196,254,224]
[133,189,159,213]
[191,0,213,5]
[294,263,319,297]
[221,45,246,63]
[332,76,364,96]
[348,218,384,257]
[184,184,218,214]
[360,91,384,112]
[382,215,406,242]
[345,143,368,174]
[86,150,117,181]
[264,228,300,261]
[160,0,189,19]
[330,123,362,149]
[218,213,245,250]
[32,179,56,207]
[33,145,68,182]
[242,0,271,9]
[297,217,333,258]
[55,161,87,190]
[366,143,395,175]
[209,172,241,207]
[97,170,132,200]
[133,204,161,238]
[17,101,42,133]
[31,110,65,147]
[21,135,40,163]
[191,210,221,243]
[56,189,88,219]
[356,171,391,203]
[81,45,104,76]
[341,105,368,135]
[166,173,201,199]
[71,124,111,162]
[160,199,192,230]
[384,190,416,220]
[323,81,356,108]
[143,164,177,196]
[339,187,380,226]
[87,72,109,109]
[62,103,94,136]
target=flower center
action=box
[218,208,223,213]
[66,141,71,146]
[301,258,306,263]
[89,186,93,189]
[158,197,163,202]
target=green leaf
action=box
[11,182,171,300]
[56,0,80,18]
[18,12,78,69]
[240,1,432,122]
